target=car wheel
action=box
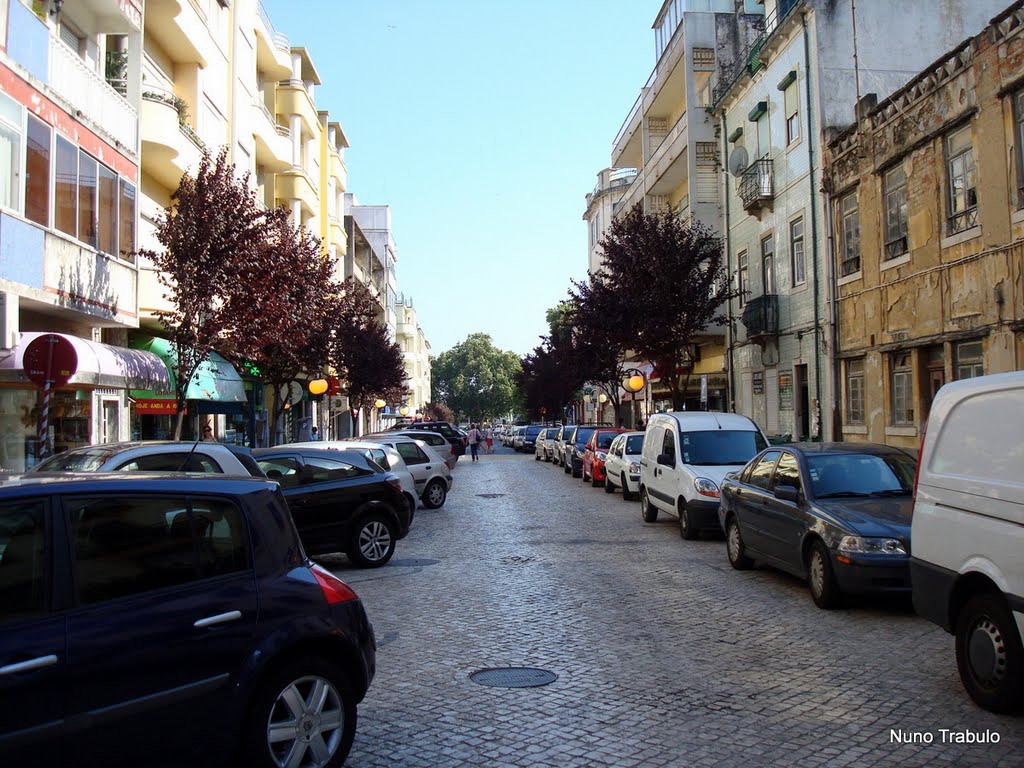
[807,540,841,609]
[955,593,1024,713]
[346,511,396,568]
[564,460,571,474]
[242,656,356,768]
[572,464,582,478]
[604,475,615,493]
[422,478,447,509]
[726,517,754,570]
[677,502,698,540]
[641,488,658,522]
[622,474,635,501]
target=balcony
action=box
[140,87,203,191]
[144,0,208,66]
[276,166,319,217]
[646,110,689,196]
[251,99,291,172]
[740,295,779,343]
[49,40,138,154]
[330,149,348,190]
[739,158,774,216]
[277,82,319,136]
[254,1,292,80]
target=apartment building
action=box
[824,0,1024,450]
[714,0,1006,441]
[394,293,431,414]
[345,192,397,335]
[0,0,182,469]
[593,0,764,417]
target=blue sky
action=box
[262,0,657,356]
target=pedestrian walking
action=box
[467,423,483,461]
[483,424,494,454]
[310,426,321,440]
[201,424,216,443]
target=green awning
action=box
[129,336,247,402]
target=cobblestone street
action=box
[330,448,1024,767]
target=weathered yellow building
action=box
[825,1,1024,449]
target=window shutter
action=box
[784,84,798,119]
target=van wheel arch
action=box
[950,572,1004,632]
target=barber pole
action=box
[23,334,79,462]
[37,379,51,458]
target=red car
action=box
[581,428,628,487]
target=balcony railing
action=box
[258,1,291,51]
[50,39,138,152]
[948,206,979,235]
[740,294,779,340]
[739,158,774,213]
[713,0,802,106]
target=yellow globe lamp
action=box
[399,406,410,417]
[374,398,386,409]
[598,393,608,404]
[623,374,645,393]
[308,378,329,396]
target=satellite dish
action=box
[728,146,749,176]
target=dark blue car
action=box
[0,473,375,768]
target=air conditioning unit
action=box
[329,396,348,410]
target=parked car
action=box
[0,473,375,768]
[511,426,525,452]
[581,428,628,486]
[30,441,263,475]
[551,425,572,467]
[603,431,644,500]
[640,412,768,539]
[911,372,1024,713]
[390,429,458,468]
[535,427,556,461]
[719,443,916,610]
[294,440,420,521]
[521,425,546,454]
[347,435,452,509]
[566,425,603,478]
[387,420,466,457]
[253,447,409,567]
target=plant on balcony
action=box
[105,50,129,96]
[586,204,739,411]
[142,91,190,125]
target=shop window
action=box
[838,191,860,276]
[883,166,908,259]
[55,135,78,237]
[846,358,864,424]
[0,91,22,212]
[955,341,984,380]
[25,114,50,227]
[890,353,914,425]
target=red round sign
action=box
[23,334,78,388]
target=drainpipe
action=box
[720,108,736,413]
[802,12,824,440]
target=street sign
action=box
[24,334,78,387]
[700,375,708,406]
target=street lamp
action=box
[373,398,386,409]
[399,405,410,417]
[308,378,328,396]
[622,368,649,427]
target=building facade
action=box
[394,293,431,415]
[715,0,1008,442]
[825,1,1024,450]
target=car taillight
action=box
[310,563,358,604]
[388,478,402,492]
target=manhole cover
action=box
[476,493,505,499]
[469,667,558,688]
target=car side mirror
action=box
[774,485,800,503]
[657,453,674,468]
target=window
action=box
[116,453,223,473]
[738,250,748,307]
[756,113,770,159]
[25,115,50,226]
[394,442,427,465]
[661,429,676,466]
[0,500,47,622]
[846,358,865,424]
[955,341,984,380]
[300,456,366,482]
[98,163,117,255]
[784,80,799,145]
[119,178,136,260]
[258,456,303,488]
[0,91,22,212]
[79,151,98,248]
[838,191,860,276]
[681,430,768,466]
[883,166,908,259]
[890,353,914,425]
[1015,91,1024,206]
[746,451,780,490]
[772,452,801,492]
[55,135,78,237]
[946,125,978,234]
[790,217,805,286]
[761,234,775,295]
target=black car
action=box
[719,442,917,609]
[521,425,546,453]
[387,420,466,456]
[0,473,375,768]
[253,447,410,568]
[566,425,601,477]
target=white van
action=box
[640,412,768,539]
[911,371,1024,713]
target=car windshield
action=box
[625,435,644,454]
[525,426,544,437]
[680,430,768,466]
[574,427,597,446]
[596,433,617,449]
[807,453,917,498]
[33,448,117,472]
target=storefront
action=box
[129,336,249,443]
[0,332,170,470]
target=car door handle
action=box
[425,466,432,470]
[194,610,243,629]
[0,654,58,676]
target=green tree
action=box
[431,333,522,422]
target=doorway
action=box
[794,364,810,440]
